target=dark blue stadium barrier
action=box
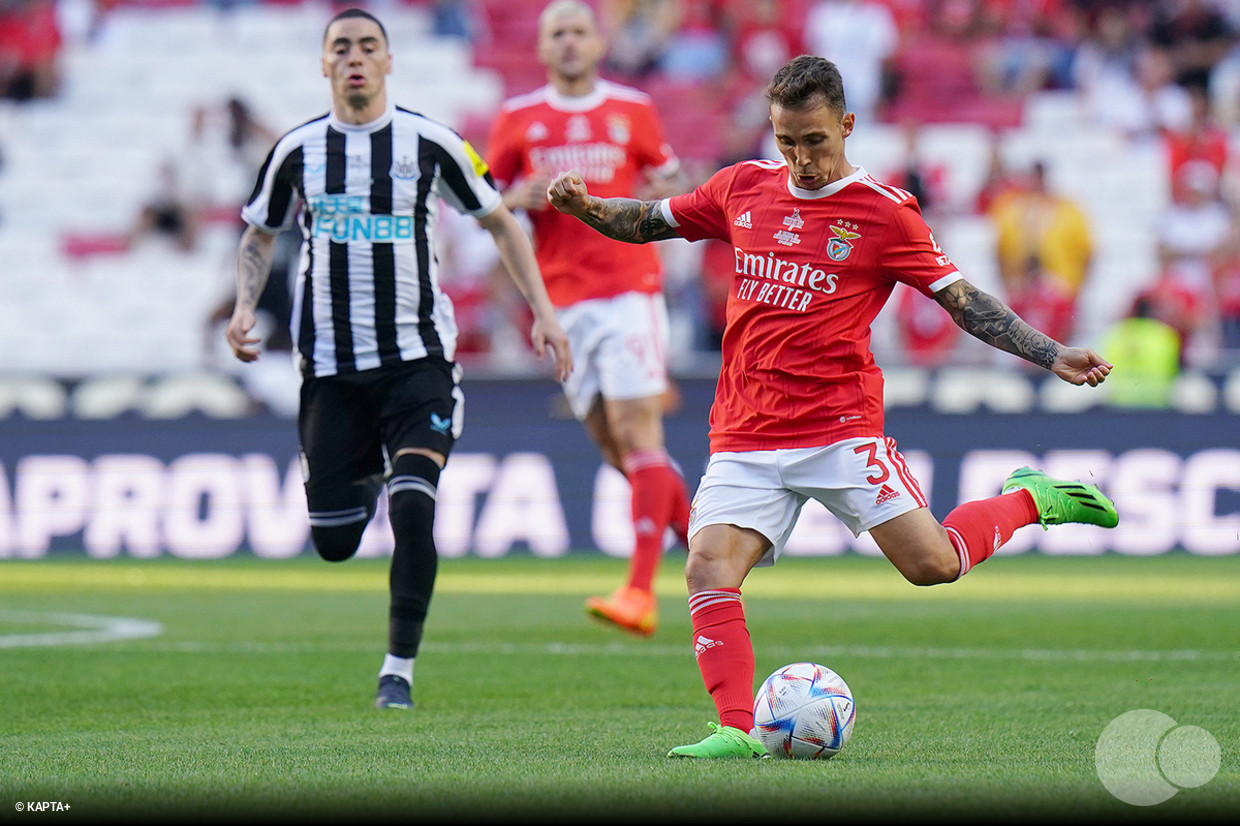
[0,377,1236,559]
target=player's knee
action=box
[311,521,367,562]
[684,545,745,593]
[898,552,959,587]
[308,475,383,562]
[386,452,441,540]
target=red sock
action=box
[623,448,687,591]
[688,588,754,732]
[669,467,690,547]
[941,489,1039,579]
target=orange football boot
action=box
[585,586,658,636]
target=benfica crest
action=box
[827,222,861,262]
[607,114,630,145]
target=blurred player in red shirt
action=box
[549,55,1119,758]
[487,0,690,636]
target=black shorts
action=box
[298,359,462,511]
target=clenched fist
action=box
[546,171,591,216]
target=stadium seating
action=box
[0,2,502,380]
[0,2,1168,382]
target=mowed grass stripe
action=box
[3,554,1239,603]
[133,638,1239,663]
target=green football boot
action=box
[1002,467,1119,530]
[667,723,769,759]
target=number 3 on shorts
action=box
[852,441,890,485]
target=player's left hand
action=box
[530,316,573,382]
[1053,346,1112,387]
[225,308,262,362]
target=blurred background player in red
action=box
[486,0,690,636]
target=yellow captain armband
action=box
[461,140,489,177]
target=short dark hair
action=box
[324,7,389,46]
[765,55,847,114]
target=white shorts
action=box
[557,291,669,420]
[688,437,928,566]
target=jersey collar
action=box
[786,165,867,200]
[329,101,396,133]
[542,81,609,112]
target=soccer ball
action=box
[752,662,855,759]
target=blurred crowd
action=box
[455,0,1240,380]
[0,0,60,102]
[10,0,1240,394]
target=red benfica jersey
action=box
[488,81,679,306]
[664,161,962,453]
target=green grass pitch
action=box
[1,553,1237,822]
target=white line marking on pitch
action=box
[0,611,164,648]
[139,640,1239,663]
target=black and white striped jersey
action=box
[242,102,503,377]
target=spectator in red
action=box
[1210,227,1240,364]
[718,0,806,162]
[1156,160,1231,309]
[0,0,62,101]
[1165,84,1229,185]
[974,141,1024,214]
[726,0,805,86]
[1004,254,1077,359]
[1130,272,1207,368]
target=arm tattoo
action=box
[236,233,273,308]
[579,197,680,243]
[934,280,1059,370]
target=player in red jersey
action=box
[487,0,691,636]
[549,55,1120,758]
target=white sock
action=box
[379,654,414,685]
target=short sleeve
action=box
[879,200,962,296]
[632,99,679,177]
[664,165,736,242]
[485,107,521,189]
[240,137,300,233]
[428,133,504,218]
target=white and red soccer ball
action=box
[752,662,855,759]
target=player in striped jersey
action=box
[487,0,691,637]
[549,55,1119,757]
[225,8,571,711]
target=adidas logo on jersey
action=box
[875,484,901,505]
[733,211,752,228]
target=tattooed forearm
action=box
[236,229,274,309]
[579,197,680,243]
[934,280,1059,370]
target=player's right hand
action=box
[509,173,552,211]
[225,308,262,363]
[546,171,590,215]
